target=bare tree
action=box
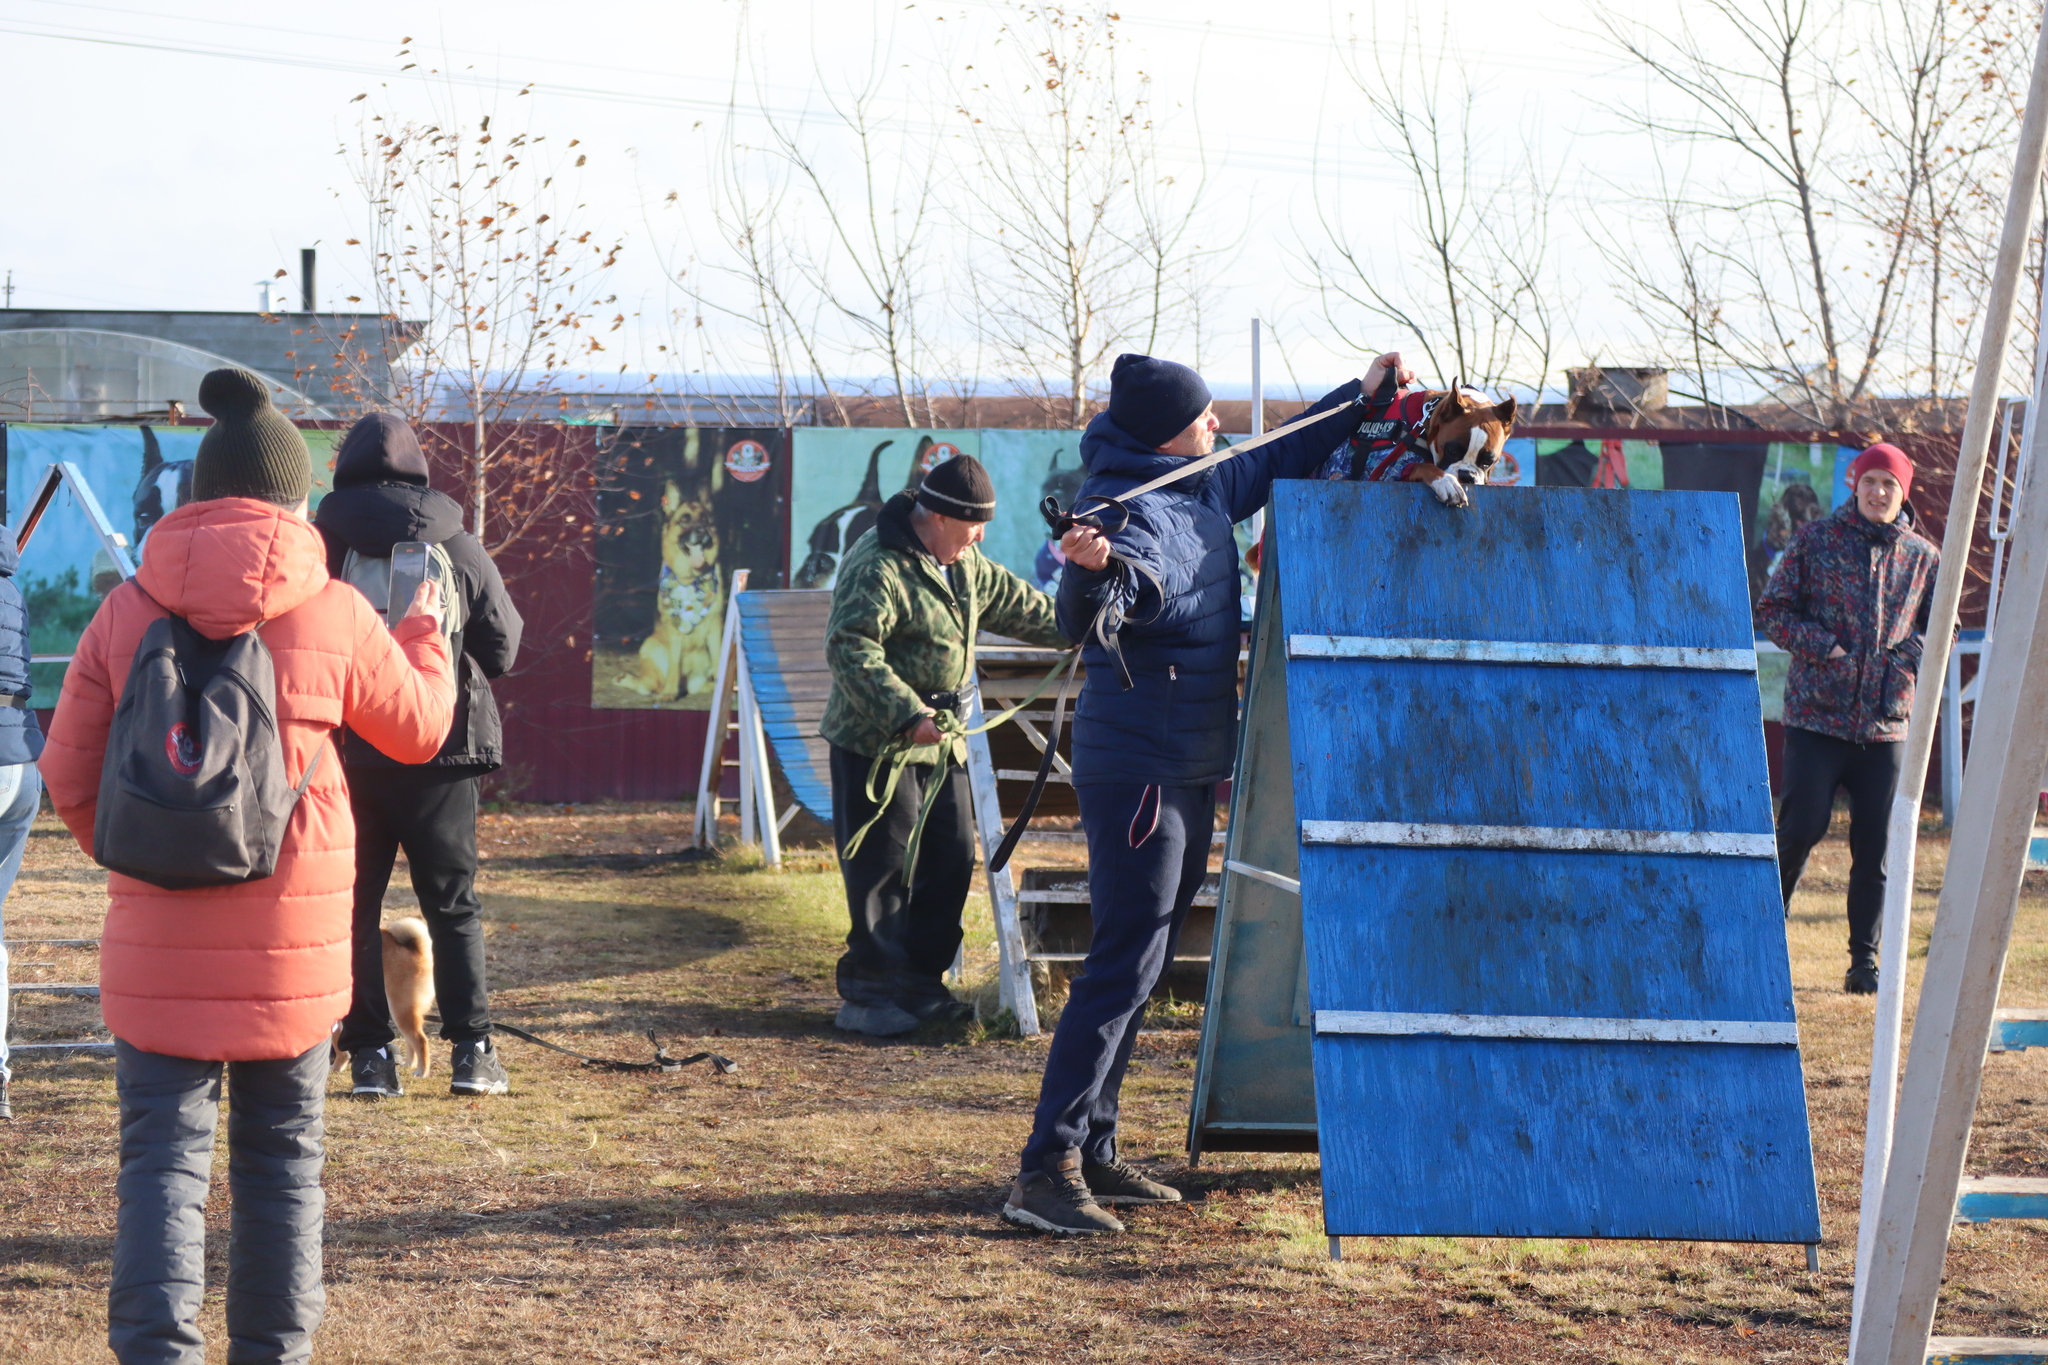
[335,92,622,553]
[959,5,1212,425]
[1300,19,1565,400]
[1587,0,2025,430]
[1842,0,2034,419]
[655,130,847,430]
[758,59,946,426]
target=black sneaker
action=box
[1083,1157,1183,1205]
[1845,961,1879,995]
[906,996,977,1025]
[0,1079,12,1121]
[1001,1152,1124,1235]
[350,1047,404,1099]
[451,1037,510,1096]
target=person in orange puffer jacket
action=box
[39,369,456,1365]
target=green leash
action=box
[841,646,1079,880]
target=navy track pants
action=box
[1021,780,1215,1170]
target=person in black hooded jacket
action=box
[318,413,524,1099]
[0,525,43,1120]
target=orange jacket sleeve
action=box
[39,600,120,854]
[341,596,457,764]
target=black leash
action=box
[985,645,1084,875]
[1001,391,1368,872]
[491,1022,738,1075]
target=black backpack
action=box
[93,592,322,890]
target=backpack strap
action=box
[291,743,325,800]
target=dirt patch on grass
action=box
[1,803,2042,1362]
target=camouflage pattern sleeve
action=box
[825,551,930,743]
[973,552,1071,648]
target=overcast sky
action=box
[0,0,1673,395]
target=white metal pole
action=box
[737,648,780,867]
[1250,319,1265,439]
[961,680,1042,1036]
[1850,334,2048,1363]
[1849,8,2048,1348]
[692,568,749,849]
[736,657,759,850]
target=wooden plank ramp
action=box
[1952,1176,2048,1223]
[1990,1008,2048,1052]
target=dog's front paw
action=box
[1429,474,1470,508]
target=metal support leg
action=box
[962,682,1042,1037]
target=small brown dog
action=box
[380,917,436,1078]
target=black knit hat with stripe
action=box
[192,368,313,506]
[915,454,998,522]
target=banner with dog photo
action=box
[2,423,338,697]
[590,426,786,710]
[795,425,1266,609]
[788,429,984,588]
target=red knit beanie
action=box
[1851,442,1913,498]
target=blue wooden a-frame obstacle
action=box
[1226,482,1821,1248]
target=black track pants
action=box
[334,767,492,1053]
[829,741,976,1012]
[1022,781,1214,1171]
[1775,725,1901,961]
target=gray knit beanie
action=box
[192,368,313,506]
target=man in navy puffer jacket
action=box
[1003,350,1412,1235]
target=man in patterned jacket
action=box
[1758,443,1938,994]
[821,455,1072,1036]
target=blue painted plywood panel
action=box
[1276,482,1819,1243]
[735,590,835,825]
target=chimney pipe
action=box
[300,248,316,313]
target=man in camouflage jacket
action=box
[821,455,1070,1036]
[1756,443,1938,993]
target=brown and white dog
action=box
[382,918,436,1078]
[329,916,436,1078]
[1362,383,1520,508]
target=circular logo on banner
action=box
[165,722,201,776]
[921,441,961,472]
[724,439,772,483]
[1489,449,1523,486]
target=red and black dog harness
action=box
[1319,371,1438,483]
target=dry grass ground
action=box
[1,801,2043,1363]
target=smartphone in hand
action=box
[387,541,431,624]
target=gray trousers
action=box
[111,1039,328,1365]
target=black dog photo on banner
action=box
[1660,443,1770,605]
[591,426,786,710]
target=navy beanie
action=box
[1107,353,1212,448]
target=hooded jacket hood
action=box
[0,524,18,578]
[134,498,329,639]
[334,412,430,488]
[315,482,468,567]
